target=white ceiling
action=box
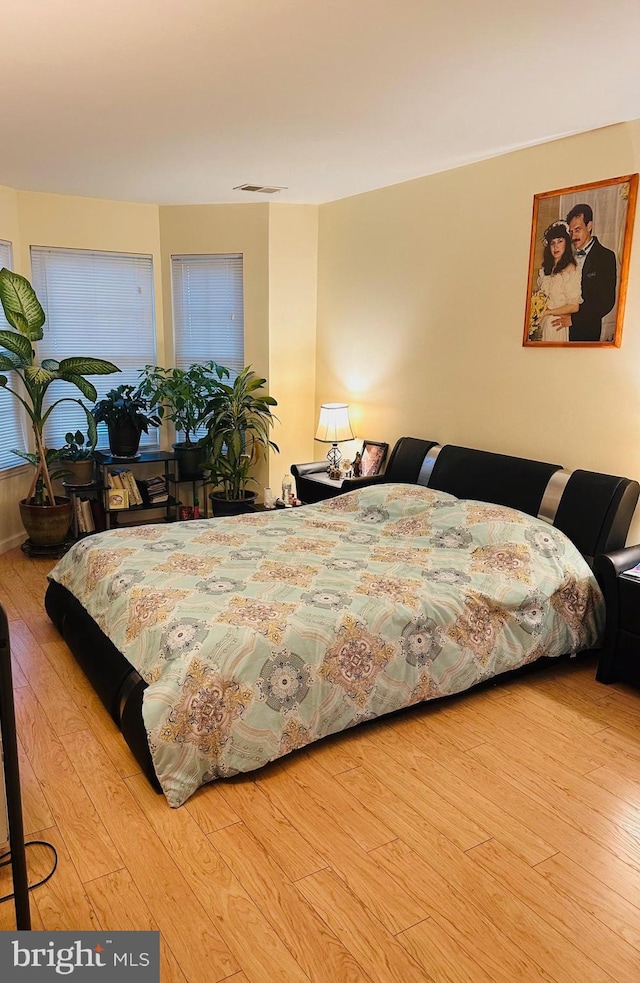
[2,0,639,206]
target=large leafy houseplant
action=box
[137,361,226,445]
[202,365,279,505]
[137,361,224,477]
[0,268,119,509]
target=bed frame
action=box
[45,437,640,791]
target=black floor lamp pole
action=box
[0,602,31,930]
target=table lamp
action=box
[315,403,354,467]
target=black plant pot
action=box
[108,421,142,458]
[209,490,257,517]
[173,442,205,481]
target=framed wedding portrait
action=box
[523,173,638,348]
[360,440,389,477]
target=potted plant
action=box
[58,429,96,486]
[201,365,279,516]
[0,268,119,546]
[92,384,161,458]
[137,361,224,479]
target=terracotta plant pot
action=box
[19,496,73,546]
[208,490,257,517]
[61,458,95,486]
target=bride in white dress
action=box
[536,221,582,342]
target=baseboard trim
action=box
[0,530,28,556]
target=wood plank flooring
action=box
[1,545,640,982]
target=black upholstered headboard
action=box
[373,437,639,561]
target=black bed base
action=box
[45,580,161,791]
[45,579,598,798]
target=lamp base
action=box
[327,443,342,468]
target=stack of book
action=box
[138,474,169,505]
[106,468,144,506]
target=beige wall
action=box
[316,120,640,543]
[267,204,318,495]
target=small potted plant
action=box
[201,365,279,515]
[58,429,96,485]
[137,361,224,479]
[92,384,161,458]
[0,268,119,546]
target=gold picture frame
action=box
[523,174,638,348]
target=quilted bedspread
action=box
[49,483,604,806]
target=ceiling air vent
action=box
[234,183,287,194]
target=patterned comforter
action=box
[49,483,604,807]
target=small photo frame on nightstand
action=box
[108,488,129,510]
[360,440,389,477]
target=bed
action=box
[45,438,639,807]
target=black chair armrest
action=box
[594,545,640,583]
[593,545,640,683]
[291,461,330,478]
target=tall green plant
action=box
[0,268,120,504]
[137,361,225,445]
[202,365,279,500]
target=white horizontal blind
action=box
[31,247,157,450]
[172,254,244,374]
[0,241,29,471]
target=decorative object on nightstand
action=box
[263,487,276,509]
[315,403,354,468]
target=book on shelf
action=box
[107,468,143,505]
[74,496,95,534]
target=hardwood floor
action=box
[1,544,640,981]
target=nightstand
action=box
[291,461,387,504]
[594,545,640,688]
[291,463,345,503]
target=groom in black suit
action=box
[553,203,617,342]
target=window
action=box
[0,240,28,471]
[171,254,244,373]
[30,247,157,449]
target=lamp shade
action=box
[315,403,354,443]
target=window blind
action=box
[30,246,157,450]
[0,241,28,471]
[171,254,244,374]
